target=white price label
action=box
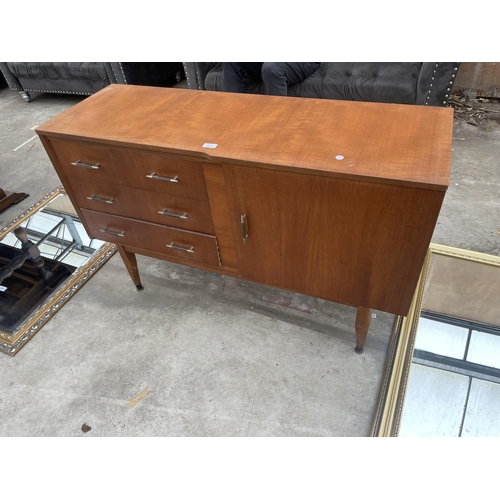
[202,143,218,149]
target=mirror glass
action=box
[0,188,116,355]
[371,244,500,437]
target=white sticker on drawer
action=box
[202,143,218,149]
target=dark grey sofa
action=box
[0,62,183,102]
[183,62,460,106]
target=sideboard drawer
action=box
[50,138,209,201]
[81,209,221,267]
[69,178,215,234]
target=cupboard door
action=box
[225,164,444,315]
[225,165,285,288]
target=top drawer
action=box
[49,138,209,201]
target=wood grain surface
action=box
[37,85,453,190]
[225,164,445,315]
[49,137,209,201]
[81,209,221,267]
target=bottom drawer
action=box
[81,209,220,267]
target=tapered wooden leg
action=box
[354,306,371,354]
[116,245,144,291]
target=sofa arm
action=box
[183,62,220,90]
[107,63,129,84]
[417,62,460,106]
[0,63,22,91]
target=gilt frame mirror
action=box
[371,243,500,437]
[0,187,116,356]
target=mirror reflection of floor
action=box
[399,316,500,437]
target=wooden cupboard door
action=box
[225,164,445,316]
[224,165,285,289]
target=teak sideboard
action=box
[36,85,453,353]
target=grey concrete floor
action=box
[0,81,499,437]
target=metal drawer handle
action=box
[71,160,100,170]
[158,208,188,219]
[146,172,179,183]
[100,227,125,237]
[167,242,194,253]
[87,195,114,204]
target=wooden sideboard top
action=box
[37,84,453,190]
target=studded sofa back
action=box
[0,62,183,102]
[183,62,460,106]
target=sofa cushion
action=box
[205,63,224,92]
[6,62,109,82]
[289,63,423,103]
[204,62,424,104]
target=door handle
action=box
[241,214,248,244]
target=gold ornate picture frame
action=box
[371,243,500,436]
[0,187,116,356]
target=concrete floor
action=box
[0,80,499,437]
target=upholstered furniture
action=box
[183,62,460,106]
[36,84,453,353]
[0,62,183,102]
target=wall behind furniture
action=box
[454,62,500,98]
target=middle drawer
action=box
[69,178,215,234]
